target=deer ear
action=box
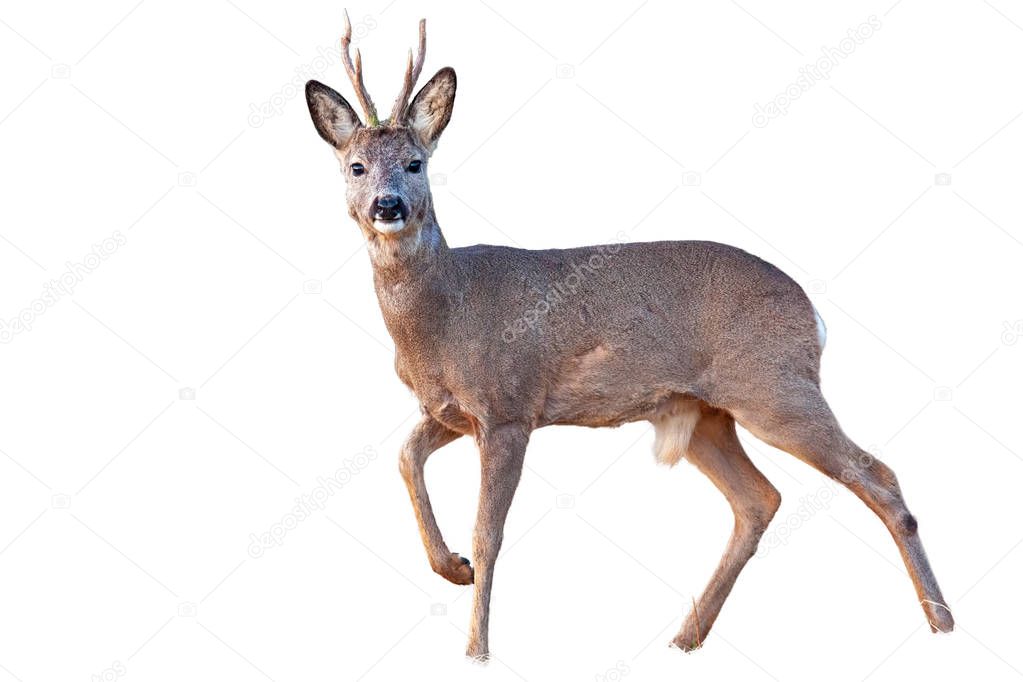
[406,67,456,150]
[306,80,363,150]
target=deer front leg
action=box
[398,415,472,585]
[465,423,529,661]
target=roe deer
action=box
[305,11,954,660]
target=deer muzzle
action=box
[372,194,408,233]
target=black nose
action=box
[374,195,404,221]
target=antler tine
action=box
[389,18,427,124]
[340,9,379,125]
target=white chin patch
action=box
[373,219,405,234]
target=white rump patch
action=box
[813,306,827,349]
[651,398,702,467]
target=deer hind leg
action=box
[398,415,473,585]
[659,405,781,652]
[731,379,954,633]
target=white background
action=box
[0,1,1021,680]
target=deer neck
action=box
[368,212,457,346]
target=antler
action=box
[388,18,427,124]
[340,9,379,126]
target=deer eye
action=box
[406,160,422,173]
[350,163,365,177]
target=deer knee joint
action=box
[398,447,418,481]
[764,486,782,518]
[746,486,781,535]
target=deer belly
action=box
[540,344,677,427]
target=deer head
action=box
[306,12,456,247]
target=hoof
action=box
[671,613,705,653]
[923,601,955,633]
[670,634,703,653]
[436,552,473,585]
[466,651,490,664]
